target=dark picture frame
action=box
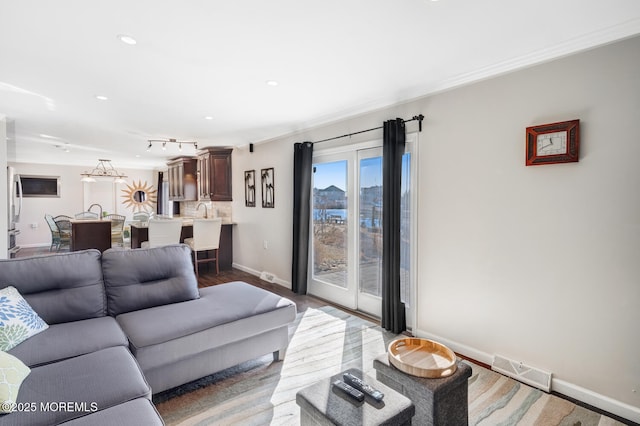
[261,168,274,208]
[244,170,256,207]
[20,175,61,197]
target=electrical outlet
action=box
[30,223,38,229]
[263,240,268,249]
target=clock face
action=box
[536,131,567,156]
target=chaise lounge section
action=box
[0,245,296,425]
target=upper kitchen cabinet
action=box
[167,156,198,201]
[197,147,232,201]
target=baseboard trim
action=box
[19,243,50,249]
[413,328,494,366]
[231,263,290,288]
[413,328,640,424]
[552,378,640,424]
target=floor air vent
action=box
[260,271,276,283]
[491,355,552,392]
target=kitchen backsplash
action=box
[181,201,232,220]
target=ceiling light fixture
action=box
[147,138,198,152]
[95,95,108,101]
[39,134,60,140]
[81,159,127,183]
[204,116,214,120]
[117,34,137,45]
[265,80,279,87]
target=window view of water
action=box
[311,151,412,312]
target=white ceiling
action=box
[1,0,639,169]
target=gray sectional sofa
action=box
[0,244,297,425]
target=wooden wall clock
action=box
[526,119,580,166]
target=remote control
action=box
[343,372,385,402]
[332,379,365,402]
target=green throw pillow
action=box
[0,286,49,351]
[0,351,31,413]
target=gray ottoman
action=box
[373,354,472,426]
[296,368,415,426]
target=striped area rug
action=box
[154,306,625,425]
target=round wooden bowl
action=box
[388,338,457,378]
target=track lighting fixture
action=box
[146,138,198,152]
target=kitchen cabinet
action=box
[197,148,232,201]
[167,157,198,201]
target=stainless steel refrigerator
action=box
[7,166,22,258]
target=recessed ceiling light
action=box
[204,116,214,120]
[117,34,137,45]
[265,80,279,87]
[39,133,59,139]
[95,95,108,101]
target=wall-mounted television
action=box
[20,175,61,198]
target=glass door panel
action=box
[309,138,416,324]
[309,154,356,308]
[357,149,383,317]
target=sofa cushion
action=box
[0,351,30,414]
[0,346,151,426]
[0,250,106,324]
[58,398,164,426]
[0,286,49,351]
[117,281,296,370]
[8,317,128,367]
[102,245,199,316]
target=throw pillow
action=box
[0,286,49,351]
[0,351,31,413]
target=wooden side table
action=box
[373,354,472,426]
[296,368,414,426]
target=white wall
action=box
[9,162,155,247]
[233,35,640,421]
[0,118,7,258]
[232,140,295,284]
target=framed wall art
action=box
[261,167,274,208]
[244,170,256,207]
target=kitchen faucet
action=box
[88,203,103,218]
[196,203,208,218]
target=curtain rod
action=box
[313,114,424,144]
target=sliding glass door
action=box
[309,153,355,307]
[309,138,416,322]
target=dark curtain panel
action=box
[382,118,407,333]
[292,142,314,294]
[156,171,164,215]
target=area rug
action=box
[154,306,625,426]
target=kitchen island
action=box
[71,219,111,252]
[130,221,234,271]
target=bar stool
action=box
[140,219,182,248]
[184,218,222,277]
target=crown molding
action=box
[433,18,640,94]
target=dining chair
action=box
[105,214,126,247]
[53,215,72,251]
[74,211,99,220]
[183,218,223,277]
[44,214,62,251]
[140,219,182,249]
[132,211,151,224]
